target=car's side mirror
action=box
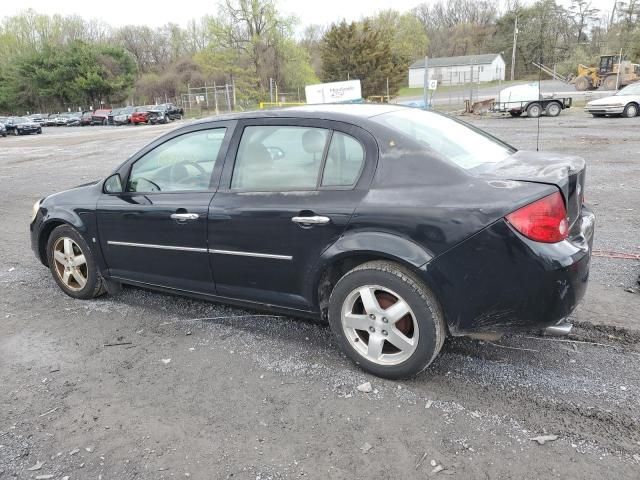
[104,173,123,194]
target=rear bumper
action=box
[422,206,595,335]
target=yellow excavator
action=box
[572,55,640,91]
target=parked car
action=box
[80,111,94,126]
[585,81,640,117]
[66,113,82,127]
[148,105,170,124]
[91,109,111,125]
[28,114,47,125]
[44,114,58,127]
[162,103,184,120]
[131,106,153,125]
[6,116,42,135]
[110,106,134,125]
[29,105,594,379]
[0,121,6,137]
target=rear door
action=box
[97,124,233,294]
[208,118,377,311]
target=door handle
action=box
[291,215,330,225]
[170,213,199,221]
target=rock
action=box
[430,460,437,467]
[530,434,559,445]
[425,400,433,409]
[69,448,80,455]
[28,461,43,471]
[35,476,54,480]
[360,442,373,454]
[432,465,444,474]
[161,358,171,364]
[62,477,70,480]
[357,382,372,393]
[85,446,95,453]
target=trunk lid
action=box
[477,150,586,226]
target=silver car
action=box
[585,82,640,118]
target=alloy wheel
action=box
[52,237,88,291]
[341,285,419,366]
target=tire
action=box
[603,75,618,91]
[545,102,562,117]
[46,225,106,300]
[14,129,20,136]
[37,128,42,134]
[327,260,446,379]
[526,102,542,118]
[509,111,522,117]
[622,103,638,118]
[574,76,591,91]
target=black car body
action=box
[30,105,594,378]
[7,117,42,135]
[0,121,6,137]
[162,103,184,120]
[148,105,170,124]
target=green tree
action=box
[321,20,406,98]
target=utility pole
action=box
[510,16,518,81]
[422,56,429,109]
[386,77,390,103]
[615,48,623,90]
[269,78,274,103]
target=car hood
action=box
[587,95,635,106]
[17,122,39,127]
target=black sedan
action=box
[29,105,594,378]
[6,116,42,135]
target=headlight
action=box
[31,199,41,222]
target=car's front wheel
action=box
[328,261,446,379]
[46,225,105,299]
[622,103,638,118]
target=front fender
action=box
[306,230,435,306]
[32,206,101,269]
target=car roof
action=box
[193,103,407,126]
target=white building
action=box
[409,54,506,88]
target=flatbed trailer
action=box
[491,97,572,118]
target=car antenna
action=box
[536,29,543,152]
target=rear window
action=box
[371,109,515,170]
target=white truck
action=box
[491,83,572,118]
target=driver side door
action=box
[96,125,231,294]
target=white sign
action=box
[428,80,438,91]
[305,80,362,104]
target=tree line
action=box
[0,0,639,113]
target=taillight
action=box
[506,191,568,243]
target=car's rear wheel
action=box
[622,103,638,118]
[328,261,446,379]
[46,225,105,299]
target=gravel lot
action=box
[1,112,639,479]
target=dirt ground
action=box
[1,110,639,480]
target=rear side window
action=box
[322,132,365,187]
[232,126,330,190]
[371,109,515,171]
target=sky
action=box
[0,0,617,29]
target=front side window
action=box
[232,126,330,190]
[127,128,226,192]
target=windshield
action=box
[616,82,640,96]
[14,117,28,123]
[371,109,515,170]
